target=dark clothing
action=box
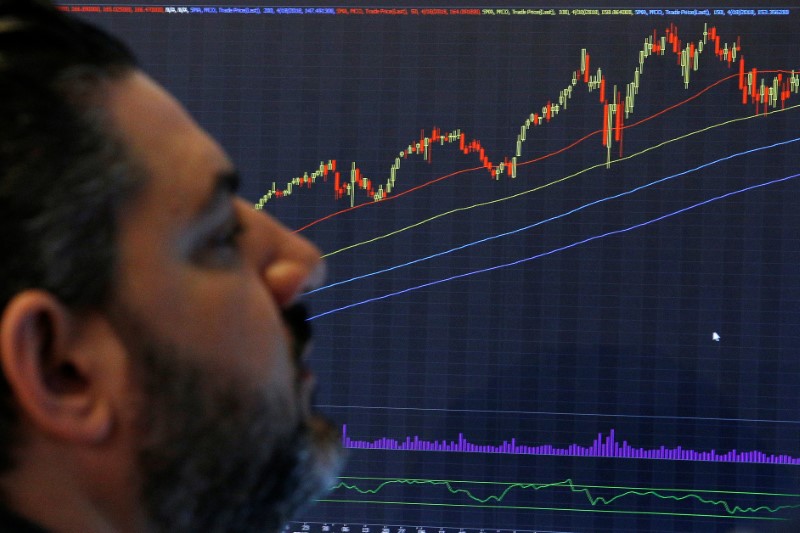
[0,504,47,533]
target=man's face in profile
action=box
[101,70,343,530]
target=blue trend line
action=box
[307,136,800,296]
[309,171,800,321]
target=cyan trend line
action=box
[309,170,800,320]
[307,135,800,296]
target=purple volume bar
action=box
[341,425,800,465]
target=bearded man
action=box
[0,1,344,531]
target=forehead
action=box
[104,70,233,219]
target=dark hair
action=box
[0,0,138,473]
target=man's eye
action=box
[193,221,244,267]
[212,221,243,249]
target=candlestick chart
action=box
[84,5,800,533]
[254,23,796,209]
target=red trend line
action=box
[295,70,772,233]
[295,129,603,233]
[295,163,484,232]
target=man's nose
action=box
[263,239,326,308]
[240,200,326,307]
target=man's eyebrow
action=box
[194,170,241,221]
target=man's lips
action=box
[281,302,312,363]
[282,303,318,415]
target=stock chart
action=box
[73,3,800,531]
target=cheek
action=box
[181,274,295,387]
[119,241,296,393]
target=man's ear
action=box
[0,290,113,444]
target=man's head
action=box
[0,1,343,531]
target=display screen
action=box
[68,2,800,531]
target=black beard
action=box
[114,314,344,532]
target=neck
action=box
[0,435,145,533]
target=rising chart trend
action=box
[309,164,800,319]
[254,23,799,210]
[307,129,799,292]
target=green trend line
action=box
[323,103,799,259]
[325,477,800,520]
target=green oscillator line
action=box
[326,477,800,518]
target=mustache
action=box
[281,303,312,358]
